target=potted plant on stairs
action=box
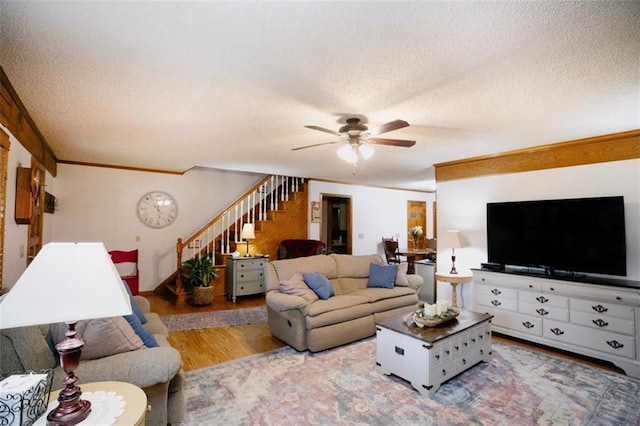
[182,253,219,305]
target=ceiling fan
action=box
[294,118,416,173]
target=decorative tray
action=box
[408,307,460,328]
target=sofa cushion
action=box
[51,317,144,360]
[331,253,385,278]
[271,254,338,283]
[349,286,417,303]
[303,295,373,329]
[303,273,335,300]
[279,271,319,303]
[367,263,397,289]
[1,326,56,372]
[395,262,410,286]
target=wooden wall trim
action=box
[434,129,640,183]
[0,128,9,150]
[1,67,58,176]
[57,159,185,175]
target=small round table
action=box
[39,381,147,426]
[435,271,473,308]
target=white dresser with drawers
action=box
[474,268,640,378]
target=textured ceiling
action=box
[1,1,638,191]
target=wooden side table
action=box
[435,271,473,308]
[38,381,147,425]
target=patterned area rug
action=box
[160,306,267,332]
[183,337,640,425]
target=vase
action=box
[411,236,419,250]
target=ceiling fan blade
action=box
[305,125,342,137]
[292,141,339,151]
[366,119,409,136]
[368,137,416,147]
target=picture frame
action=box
[310,201,321,223]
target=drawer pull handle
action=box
[395,346,405,356]
[592,304,608,313]
[536,296,548,303]
[454,345,459,351]
[462,358,467,365]
[550,328,564,336]
[491,289,501,295]
[445,349,450,355]
[522,321,535,329]
[536,308,549,316]
[435,354,440,360]
[491,300,501,306]
[463,342,468,347]
[607,340,624,349]
[480,349,484,355]
[442,369,447,376]
[479,334,484,339]
[592,319,609,328]
[471,338,476,343]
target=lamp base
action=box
[47,397,91,426]
[49,322,91,426]
[450,253,458,274]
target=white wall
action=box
[44,164,265,292]
[308,180,436,257]
[3,125,33,288]
[436,158,640,306]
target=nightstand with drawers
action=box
[226,257,266,302]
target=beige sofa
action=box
[265,253,422,352]
[0,295,184,425]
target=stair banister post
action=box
[176,238,184,295]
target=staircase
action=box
[154,175,309,304]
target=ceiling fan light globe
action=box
[359,144,375,160]
[337,144,358,164]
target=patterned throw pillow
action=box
[279,272,319,303]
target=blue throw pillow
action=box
[302,272,335,300]
[123,313,158,348]
[123,280,147,324]
[367,263,398,289]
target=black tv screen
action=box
[487,196,626,276]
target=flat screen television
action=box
[486,196,626,276]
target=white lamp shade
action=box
[0,242,132,329]
[439,230,464,249]
[359,144,375,160]
[241,223,255,240]
[337,144,358,164]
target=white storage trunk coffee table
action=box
[376,310,493,397]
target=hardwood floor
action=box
[145,291,625,375]
[144,292,285,371]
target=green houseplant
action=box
[182,254,219,305]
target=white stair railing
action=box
[175,175,305,293]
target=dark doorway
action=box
[321,195,351,254]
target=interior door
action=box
[407,200,426,248]
[27,162,45,265]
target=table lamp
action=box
[440,230,464,274]
[240,223,255,257]
[0,242,132,425]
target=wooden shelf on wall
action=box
[14,167,33,224]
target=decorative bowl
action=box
[412,307,460,328]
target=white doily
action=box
[35,390,126,425]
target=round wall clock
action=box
[136,191,178,229]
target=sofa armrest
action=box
[266,291,308,312]
[407,274,423,291]
[71,346,182,389]
[133,295,151,313]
